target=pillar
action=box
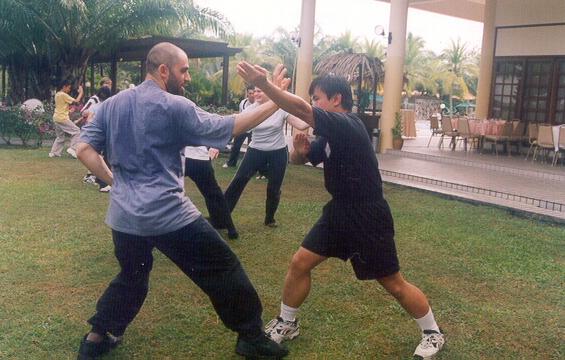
[294,0,316,102]
[222,55,229,105]
[380,0,409,152]
[475,0,497,119]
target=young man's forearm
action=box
[256,81,315,128]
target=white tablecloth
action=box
[553,125,564,151]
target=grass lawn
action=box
[0,147,563,359]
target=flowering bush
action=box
[0,102,54,147]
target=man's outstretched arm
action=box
[76,143,113,185]
[237,61,315,128]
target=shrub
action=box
[391,111,403,139]
[0,102,54,147]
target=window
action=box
[491,57,565,124]
[491,61,522,120]
[555,60,565,125]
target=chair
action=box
[552,126,565,166]
[427,116,443,147]
[455,118,480,151]
[532,125,555,163]
[524,123,538,160]
[483,122,513,156]
[508,121,527,155]
[438,117,458,150]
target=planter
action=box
[392,137,404,150]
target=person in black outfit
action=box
[184,146,239,239]
[237,63,445,359]
[224,85,255,168]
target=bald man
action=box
[75,42,289,359]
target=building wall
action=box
[494,0,565,57]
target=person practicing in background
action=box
[223,85,255,168]
[49,79,84,158]
[237,63,445,360]
[184,146,239,239]
[79,86,113,192]
[75,42,289,360]
[99,77,112,90]
[224,86,309,229]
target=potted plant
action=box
[391,111,404,150]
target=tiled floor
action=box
[378,120,565,223]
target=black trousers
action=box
[87,217,263,340]
[226,132,252,167]
[224,147,288,224]
[185,158,236,231]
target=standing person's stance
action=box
[238,63,445,359]
[75,43,289,360]
[224,85,255,168]
[224,87,309,228]
[49,79,84,158]
[184,146,239,239]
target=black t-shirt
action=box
[309,107,384,203]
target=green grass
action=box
[0,147,563,359]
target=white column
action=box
[475,0,497,119]
[295,0,316,102]
[380,0,409,151]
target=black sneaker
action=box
[235,334,289,359]
[264,220,278,228]
[77,333,121,360]
[228,228,239,240]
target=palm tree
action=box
[361,39,386,61]
[0,0,232,102]
[438,38,478,112]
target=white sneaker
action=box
[222,163,229,168]
[83,175,97,185]
[99,185,111,193]
[48,152,60,158]
[413,329,445,359]
[66,148,77,158]
[265,317,299,344]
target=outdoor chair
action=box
[455,118,480,151]
[524,123,538,160]
[551,126,565,166]
[427,116,443,147]
[482,122,513,156]
[532,125,555,163]
[438,117,458,150]
[507,121,527,155]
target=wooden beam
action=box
[110,53,117,94]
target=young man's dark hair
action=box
[308,75,353,112]
[58,78,74,91]
[246,84,255,92]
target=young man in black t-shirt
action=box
[237,63,445,359]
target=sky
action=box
[195,0,485,54]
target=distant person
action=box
[184,146,239,239]
[224,86,309,228]
[75,42,289,359]
[223,85,255,168]
[99,77,112,90]
[237,63,445,360]
[80,86,113,192]
[49,79,84,158]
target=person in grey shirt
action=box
[75,42,289,360]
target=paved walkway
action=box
[377,120,565,223]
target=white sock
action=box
[279,302,298,322]
[414,308,440,332]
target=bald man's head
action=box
[145,42,186,76]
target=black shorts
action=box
[301,199,399,280]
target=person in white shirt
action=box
[224,87,309,228]
[184,146,238,239]
[223,85,255,168]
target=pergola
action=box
[90,36,242,104]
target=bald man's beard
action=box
[166,77,185,96]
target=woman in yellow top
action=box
[49,79,84,158]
